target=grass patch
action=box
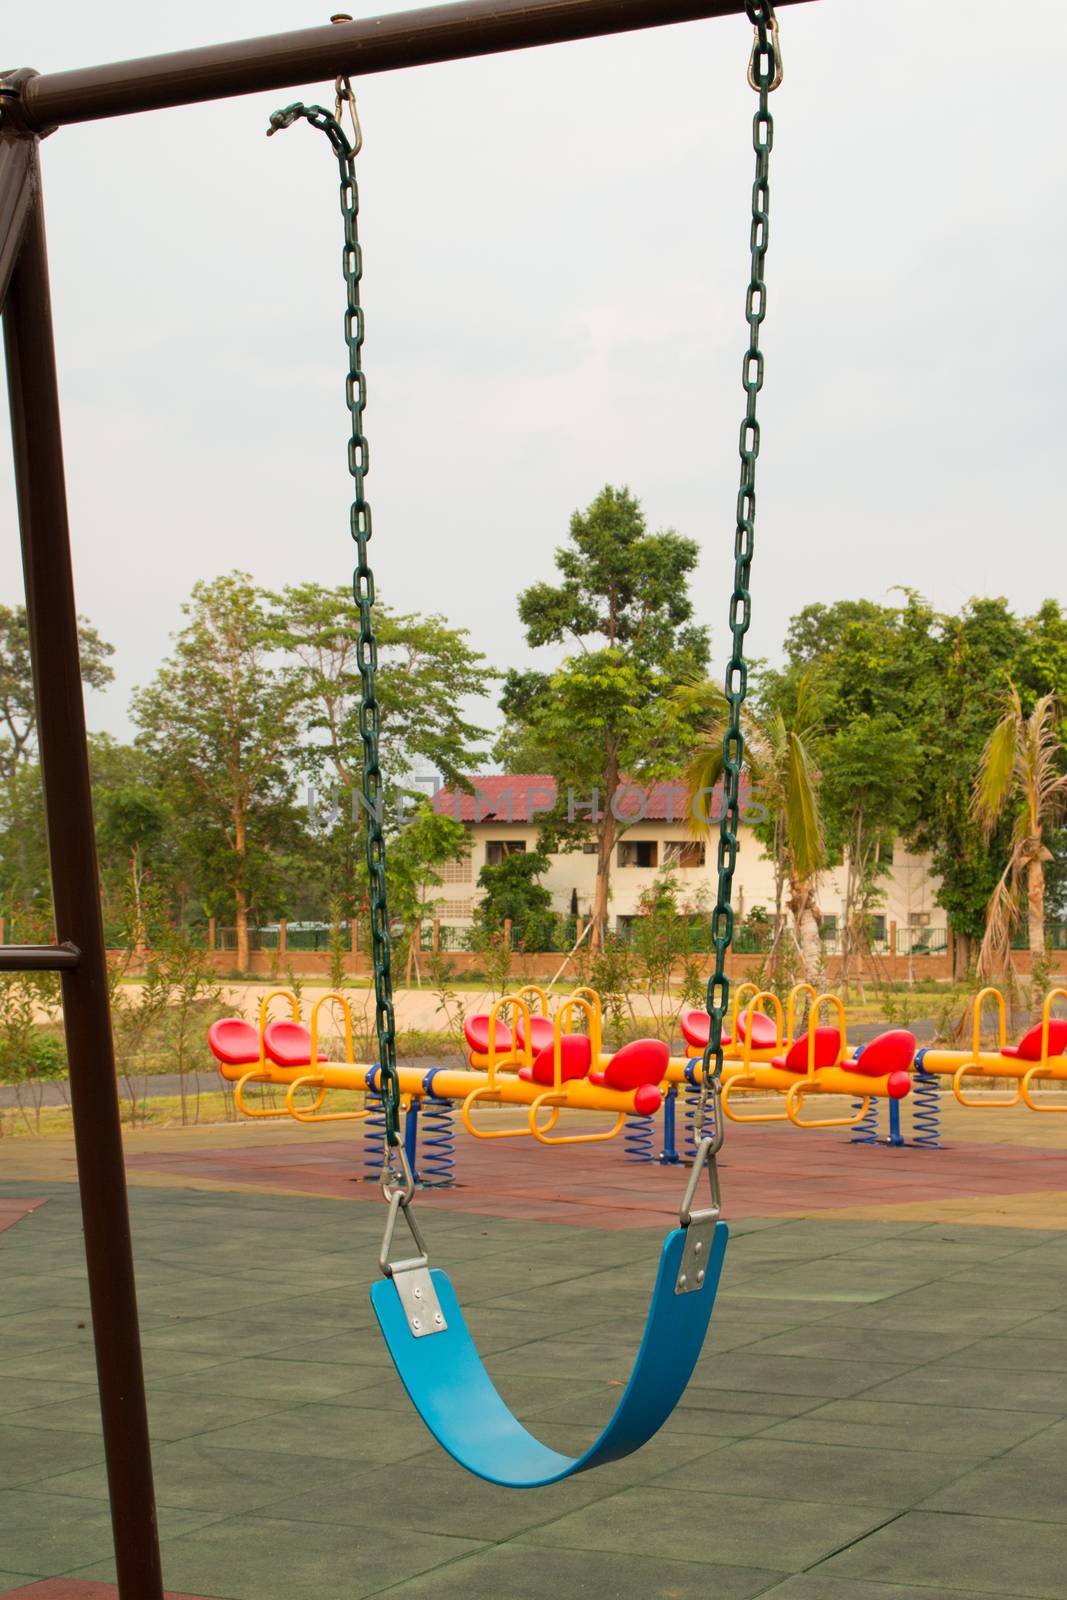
[0,1085,378,1138]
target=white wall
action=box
[422,821,944,936]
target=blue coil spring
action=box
[362,1067,387,1182]
[363,1096,388,1180]
[850,1096,881,1145]
[418,1071,457,1187]
[624,1113,655,1162]
[911,1057,942,1148]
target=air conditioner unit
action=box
[910,911,931,927]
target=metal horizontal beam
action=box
[12,0,813,133]
[0,941,81,971]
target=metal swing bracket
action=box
[379,1145,447,1337]
[676,1107,723,1296]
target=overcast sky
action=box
[2,0,1064,745]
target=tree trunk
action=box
[954,929,972,980]
[590,814,617,953]
[590,752,620,953]
[235,888,249,974]
[788,875,823,986]
[233,810,249,972]
[766,826,788,986]
[1028,853,1046,960]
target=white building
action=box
[429,775,944,953]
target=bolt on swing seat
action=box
[268,0,783,1489]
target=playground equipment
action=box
[0,0,837,1582]
[267,2,788,1486]
[208,988,665,1134]
[905,988,1067,1113]
[209,980,920,1174]
[667,987,915,1130]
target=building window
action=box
[440,853,473,884]
[663,841,706,869]
[618,840,658,869]
[438,900,474,920]
[820,914,838,938]
[869,914,887,943]
[485,839,526,866]
[582,840,598,854]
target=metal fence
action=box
[213,924,352,953]
[895,926,949,956]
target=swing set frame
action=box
[0,1,809,1593]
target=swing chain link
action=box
[266,99,402,1151]
[698,1,780,1137]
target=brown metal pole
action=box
[1,139,164,1600]
[16,0,815,131]
[0,135,36,307]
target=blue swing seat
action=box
[370,1219,728,1488]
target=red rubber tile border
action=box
[123,1127,1067,1230]
[0,1197,48,1233]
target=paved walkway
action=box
[3,1102,1067,1598]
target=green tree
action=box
[473,847,554,949]
[96,781,167,953]
[782,591,1027,973]
[0,604,114,780]
[386,802,469,976]
[499,485,709,949]
[972,686,1067,975]
[681,668,826,984]
[276,582,493,907]
[820,714,918,994]
[131,573,302,973]
[0,761,50,913]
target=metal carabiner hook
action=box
[695,1066,726,1149]
[748,14,783,94]
[330,14,364,155]
[381,1139,415,1207]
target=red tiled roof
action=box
[433,775,746,824]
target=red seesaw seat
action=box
[1001,1019,1067,1061]
[207,1018,260,1066]
[464,1014,514,1056]
[680,1007,778,1052]
[590,1038,669,1092]
[851,1028,916,1100]
[515,1012,556,1054]
[852,1029,917,1075]
[517,1033,592,1086]
[263,1019,327,1068]
[772,1026,841,1074]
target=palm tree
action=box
[972,686,1067,976]
[680,671,827,985]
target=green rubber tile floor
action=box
[3,1181,1067,1600]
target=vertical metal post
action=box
[659,1084,680,1164]
[1,138,164,1600]
[404,1098,420,1184]
[887,1097,903,1148]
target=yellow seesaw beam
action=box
[904,988,1067,1111]
[666,1056,910,1101]
[216,1055,661,1124]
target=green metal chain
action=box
[267,100,402,1149]
[699,0,781,1128]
